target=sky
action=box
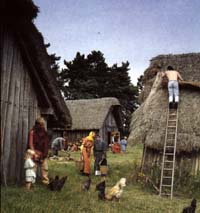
[34,0,200,85]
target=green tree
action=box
[59,50,139,134]
[106,62,138,134]
[59,52,92,99]
[45,43,63,89]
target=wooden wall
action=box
[66,130,94,143]
[142,148,200,176]
[101,109,119,146]
[65,109,119,146]
[1,29,40,185]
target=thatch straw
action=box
[66,97,122,130]
[1,0,72,127]
[129,53,200,153]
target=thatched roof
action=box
[66,98,123,130]
[129,53,200,153]
[1,0,72,128]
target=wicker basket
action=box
[100,165,108,175]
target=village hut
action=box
[65,97,123,146]
[1,0,72,185]
[129,53,200,175]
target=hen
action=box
[48,175,67,191]
[82,177,91,191]
[182,199,197,213]
[96,180,106,200]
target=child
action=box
[24,149,36,190]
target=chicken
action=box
[82,177,91,191]
[105,178,126,201]
[56,176,68,191]
[182,198,197,213]
[48,175,67,191]
[96,180,106,200]
[48,175,59,191]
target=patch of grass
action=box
[1,145,199,213]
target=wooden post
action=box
[141,144,147,173]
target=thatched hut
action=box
[129,53,200,175]
[1,0,72,185]
[65,98,123,145]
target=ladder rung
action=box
[165,153,174,155]
[169,110,177,115]
[162,184,172,187]
[163,176,172,179]
[167,126,176,128]
[166,146,174,148]
[168,119,177,121]
[164,160,173,163]
[163,168,173,170]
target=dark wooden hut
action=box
[129,53,200,175]
[1,0,72,185]
[65,98,123,145]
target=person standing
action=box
[24,149,36,190]
[81,131,96,176]
[28,117,49,184]
[162,66,183,108]
[51,137,65,156]
[111,134,121,154]
[120,136,128,153]
[93,135,106,176]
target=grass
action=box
[1,145,199,213]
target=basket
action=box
[75,160,84,171]
[100,165,108,175]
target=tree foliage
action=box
[58,50,139,134]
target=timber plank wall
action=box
[1,29,40,185]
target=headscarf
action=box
[80,131,95,152]
[85,131,95,142]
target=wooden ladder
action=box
[159,106,178,199]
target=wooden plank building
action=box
[1,0,72,185]
[65,98,123,146]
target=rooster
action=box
[105,178,126,201]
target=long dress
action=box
[82,138,93,175]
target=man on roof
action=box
[162,66,183,109]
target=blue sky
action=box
[34,0,200,84]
